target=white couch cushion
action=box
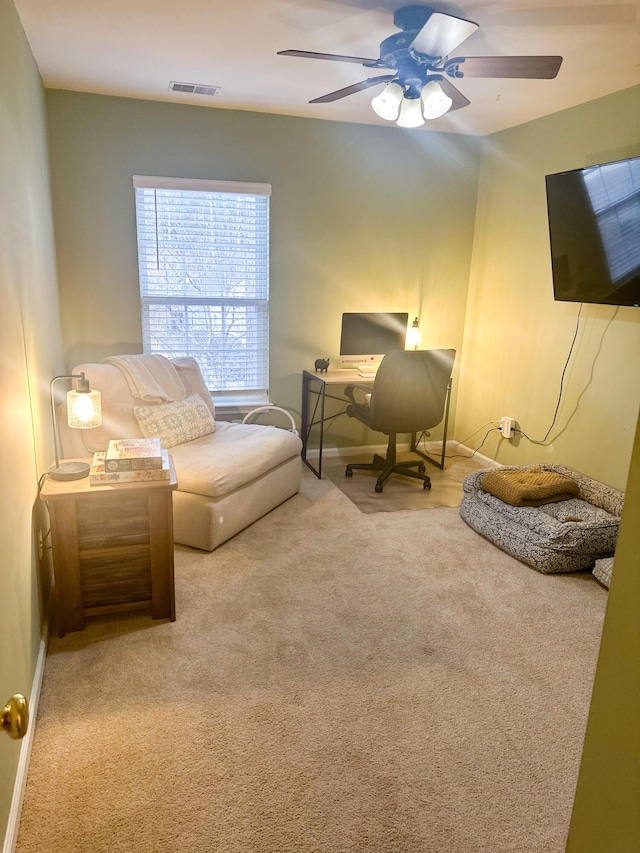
[169,421,302,498]
[135,394,215,447]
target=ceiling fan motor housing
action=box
[393,5,434,32]
[378,6,452,89]
[379,32,430,71]
[377,31,444,93]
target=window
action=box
[133,175,270,405]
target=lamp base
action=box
[49,460,90,481]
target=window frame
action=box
[132,175,271,409]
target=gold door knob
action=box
[2,694,29,740]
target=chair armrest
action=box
[344,383,374,404]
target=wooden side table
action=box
[40,458,178,636]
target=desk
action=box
[301,369,451,479]
[301,369,371,478]
[40,459,178,636]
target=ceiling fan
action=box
[278,5,563,127]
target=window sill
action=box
[213,395,271,422]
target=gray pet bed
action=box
[460,464,624,574]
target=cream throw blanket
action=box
[104,354,186,403]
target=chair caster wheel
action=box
[423,481,431,490]
[375,484,383,493]
[418,463,426,473]
[345,468,353,477]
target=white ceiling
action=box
[13,0,640,136]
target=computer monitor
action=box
[339,312,409,369]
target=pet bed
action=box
[460,464,624,574]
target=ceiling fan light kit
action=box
[372,77,453,126]
[278,4,563,129]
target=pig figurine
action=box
[314,358,330,373]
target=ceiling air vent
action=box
[169,82,221,97]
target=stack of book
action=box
[90,438,170,485]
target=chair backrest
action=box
[368,349,456,434]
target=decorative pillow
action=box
[593,556,614,589]
[134,394,215,448]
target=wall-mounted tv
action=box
[545,155,640,307]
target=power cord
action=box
[415,422,501,460]
[418,302,617,458]
[516,303,619,446]
[36,472,52,551]
[516,303,584,445]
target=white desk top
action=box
[304,368,375,384]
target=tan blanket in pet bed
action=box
[481,466,580,507]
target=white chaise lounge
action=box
[60,356,302,551]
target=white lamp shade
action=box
[421,80,453,120]
[371,82,404,121]
[67,388,102,428]
[397,96,425,128]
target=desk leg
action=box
[301,371,310,466]
[317,380,326,479]
[301,373,326,479]
[411,378,452,471]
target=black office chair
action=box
[344,348,456,493]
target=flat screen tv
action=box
[339,312,409,367]
[545,155,640,307]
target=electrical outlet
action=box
[500,416,516,438]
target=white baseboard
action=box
[3,602,51,853]
[306,441,412,460]
[454,444,500,468]
[306,440,500,469]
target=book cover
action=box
[90,450,171,485]
[104,438,163,471]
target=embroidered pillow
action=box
[134,394,215,448]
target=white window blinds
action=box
[133,176,271,400]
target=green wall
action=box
[45,89,482,445]
[0,0,62,842]
[566,413,640,850]
[458,86,640,490]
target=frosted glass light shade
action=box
[67,388,102,428]
[421,80,453,120]
[397,96,425,128]
[371,82,404,121]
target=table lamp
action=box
[49,373,102,480]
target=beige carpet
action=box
[324,450,486,512]
[16,468,607,853]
